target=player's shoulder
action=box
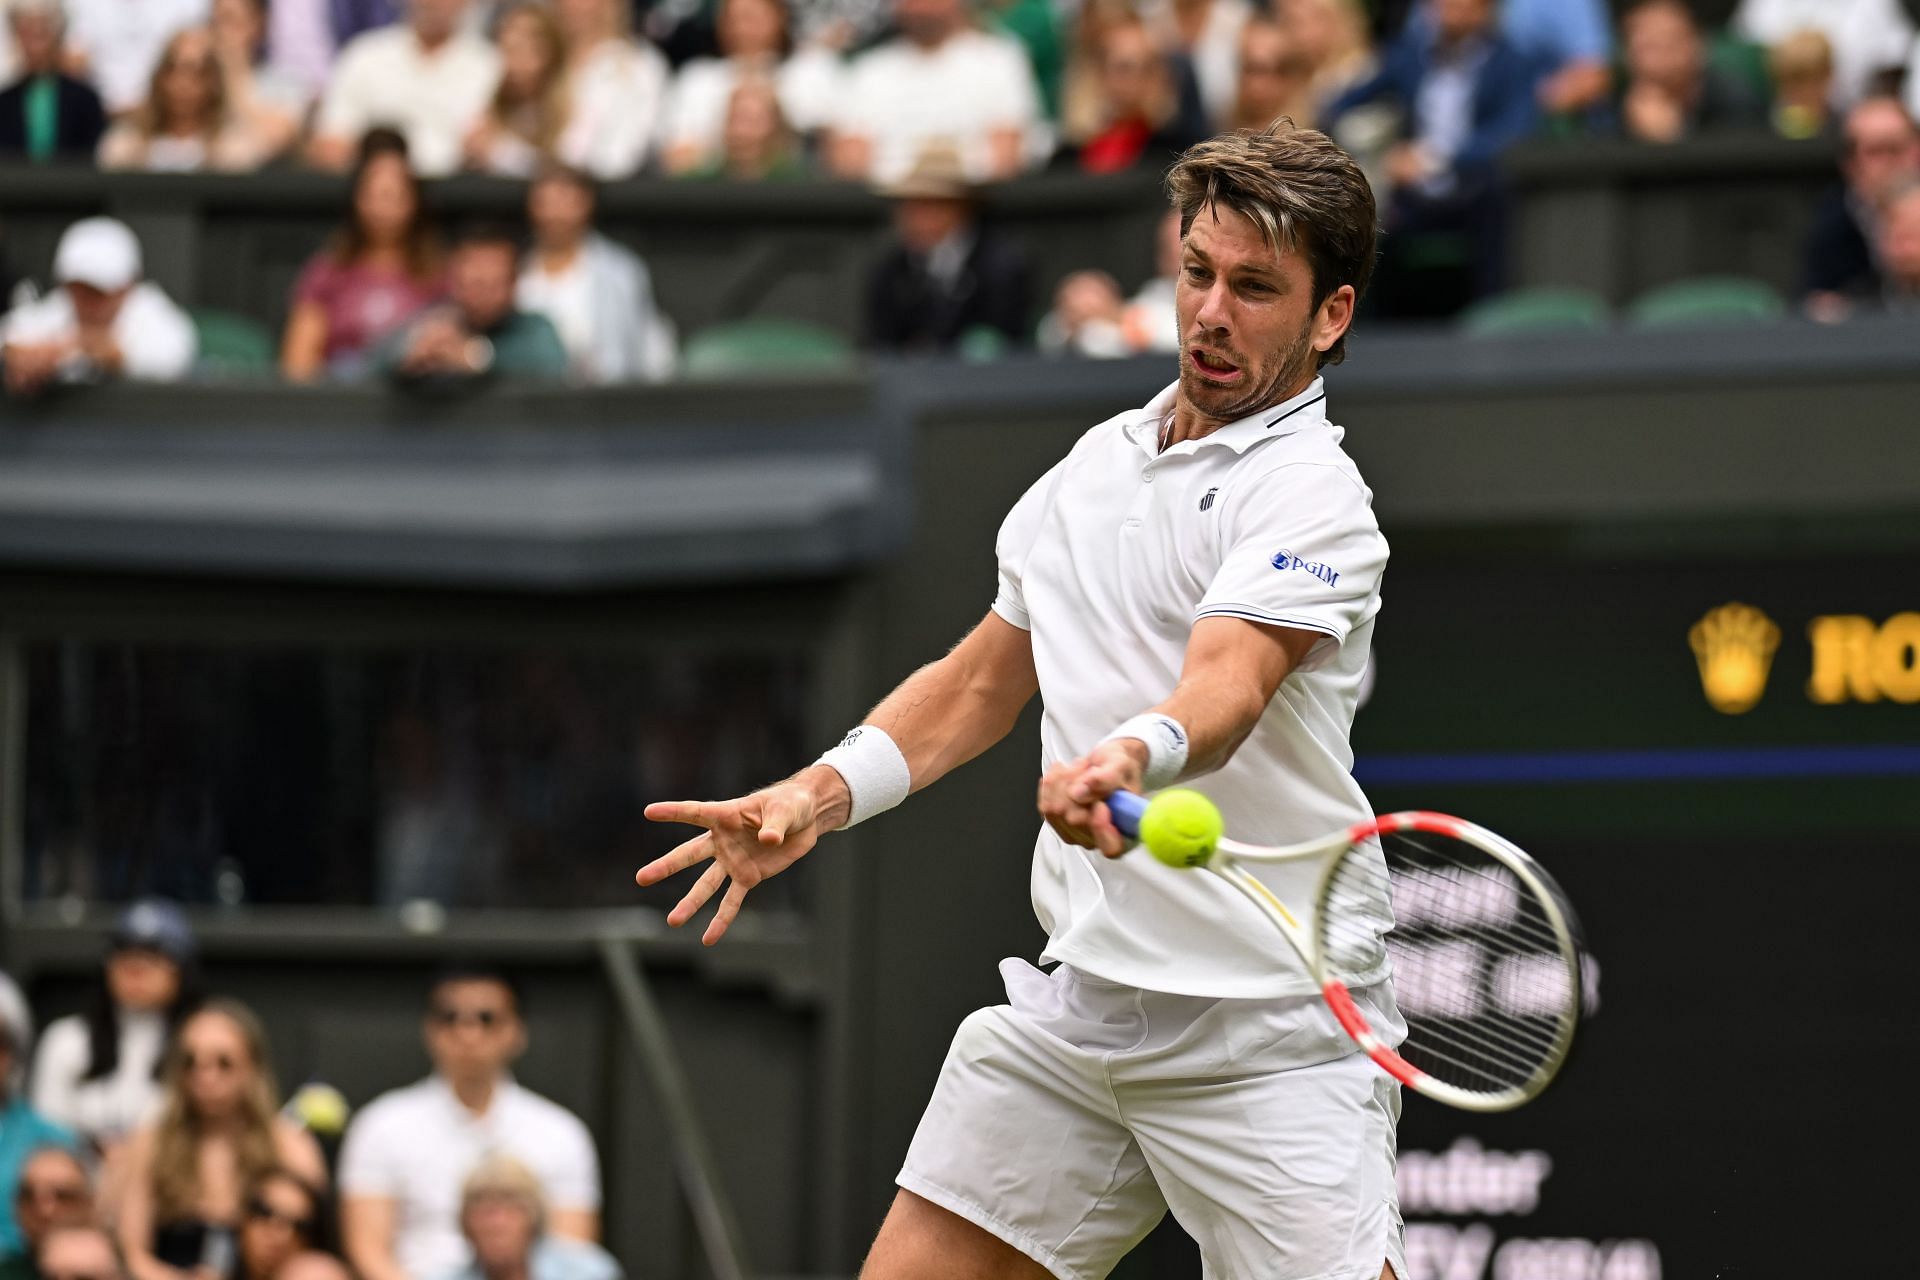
[1234,418,1373,505]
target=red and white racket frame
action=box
[1216,809,1583,1113]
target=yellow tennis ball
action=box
[1139,789,1222,868]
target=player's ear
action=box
[1312,284,1356,355]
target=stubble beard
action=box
[1176,313,1319,429]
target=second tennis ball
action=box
[1139,789,1223,868]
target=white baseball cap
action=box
[53,216,143,292]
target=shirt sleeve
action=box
[541,1113,602,1211]
[119,288,197,381]
[28,1018,86,1131]
[990,458,1065,631]
[336,1100,404,1197]
[1195,462,1388,657]
[314,39,374,139]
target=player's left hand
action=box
[1038,739,1147,859]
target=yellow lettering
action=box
[1807,615,1879,703]
[1872,613,1920,703]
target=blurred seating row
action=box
[1459,276,1787,337]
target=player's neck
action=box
[1165,373,1317,451]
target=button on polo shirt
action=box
[338,1075,601,1279]
[992,377,1391,999]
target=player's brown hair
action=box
[1165,121,1378,368]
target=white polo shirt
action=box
[338,1075,600,1279]
[314,27,500,177]
[994,376,1390,1000]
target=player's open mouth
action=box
[1189,348,1241,383]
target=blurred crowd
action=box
[0,902,613,1280]
[3,0,1919,181]
[2,0,1920,384]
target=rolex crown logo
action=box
[1689,603,1780,715]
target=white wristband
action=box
[814,725,912,829]
[1101,714,1190,791]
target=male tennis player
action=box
[642,123,1400,1280]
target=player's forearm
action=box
[865,644,1035,789]
[1149,677,1270,781]
[796,614,1037,818]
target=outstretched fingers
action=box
[668,863,727,927]
[636,831,716,887]
[704,879,752,946]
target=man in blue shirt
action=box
[1329,0,1536,313]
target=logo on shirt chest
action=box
[1199,487,1218,512]
[1272,548,1340,588]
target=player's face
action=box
[1174,204,1349,425]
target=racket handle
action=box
[1106,790,1148,839]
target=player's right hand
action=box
[639,771,843,945]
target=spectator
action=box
[1057,0,1149,150]
[35,1227,124,1280]
[1802,95,1920,319]
[660,0,838,174]
[5,1148,95,1280]
[208,0,305,158]
[1037,270,1129,356]
[1067,16,1204,173]
[1609,0,1765,144]
[275,1255,348,1280]
[1735,0,1914,110]
[307,0,498,176]
[436,1157,618,1280]
[116,1001,325,1280]
[1770,29,1834,140]
[863,144,1031,352]
[1328,0,1535,311]
[682,75,806,179]
[59,0,205,117]
[1876,180,1920,311]
[0,981,78,1265]
[97,27,275,169]
[376,225,568,385]
[1119,206,1182,353]
[281,130,444,381]
[1145,0,1250,128]
[1227,16,1315,132]
[233,1170,324,1280]
[460,4,568,177]
[550,0,668,179]
[518,165,676,383]
[0,0,107,160]
[1,218,197,398]
[1496,0,1611,119]
[31,902,202,1166]
[827,0,1045,183]
[1276,0,1374,120]
[338,964,600,1280]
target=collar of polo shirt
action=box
[1123,377,1331,458]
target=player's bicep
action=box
[952,608,1039,717]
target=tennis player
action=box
[642,122,1401,1280]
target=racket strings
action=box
[1320,829,1579,1101]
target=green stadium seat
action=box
[189,307,277,378]
[682,318,855,378]
[1626,277,1787,331]
[1459,288,1611,338]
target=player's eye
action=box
[1184,265,1210,282]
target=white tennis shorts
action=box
[898,958,1407,1280]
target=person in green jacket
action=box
[380,224,569,386]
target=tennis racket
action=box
[1107,792,1584,1113]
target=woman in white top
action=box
[551,0,669,178]
[463,3,572,177]
[31,900,203,1159]
[659,0,839,174]
[97,27,275,171]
